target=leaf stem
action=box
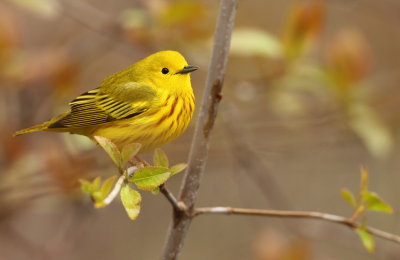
[102,165,142,205]
[102,175,126,205]
[350,205,365,222]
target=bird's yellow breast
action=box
[90,91,195,152]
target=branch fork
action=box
[159,185,189,214]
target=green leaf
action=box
[93,196,105,208]
[230,28,283,58]
[121,143,142,167]
[119,8,148,29]
[151,187,160,195]
[348,104,393,159]
[153,148,169,168]
[80,176,120,209]
[92,190,102,201]
[92,176,101,190]
[10,0,60,18]
[129,167,171,190]
[79,179,93,194]
[362,191,393,213]
[169,163,187,176]
[120,185,141,220]
[100,176,117,198]
[341,188,356,207]
[94,136,121,168]
[360,167,369,194]
[356,226,375,252]
[80,177,103,203]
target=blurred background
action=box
[1,0,400,259]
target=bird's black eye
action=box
[161,68,169,74]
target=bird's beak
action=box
[176,65,199,74]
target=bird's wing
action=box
[48,83,156,129]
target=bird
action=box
[15,50,198,153]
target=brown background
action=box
[1,0,400,259]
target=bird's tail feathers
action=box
[14,122,50,136]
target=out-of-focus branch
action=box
[194,207,400,245]
[161,0,238,259]
[60,0,124,41]
[59,0,149,53]
[223,103,294,210]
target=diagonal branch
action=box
[161,0,239,259]
[159,185,187,213]
[194,207,400,244]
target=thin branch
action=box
[59,0,150,54]
[125,160,183,213]
[194,207,400,244]
[60,0,124,43]
[159,185,187,213]
[161,0,238,259]
[223,103,294,210]
[130,157,184,212]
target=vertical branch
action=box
[161,0,238,259]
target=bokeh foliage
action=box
[1,0,400,259]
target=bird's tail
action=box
[14,122,50,136]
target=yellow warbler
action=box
[15,50,197,152]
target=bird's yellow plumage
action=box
[15,50,197,152]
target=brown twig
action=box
[159,185,187,213]
[161,0,238,259]
[194,207,400,244]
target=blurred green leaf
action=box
[93,176,101,189]
[80,176,102,197]
[79,179,93,194]
[93,195,108,208]
[92,190,102,201]
[94,136,121,168]
[230,28,283,58]
[121,143,142,167]
[360,167,369,194]
[151,187,160,195]
[80,176,118,208]
[170,163,187,176]
[153,148,169,168]
[99,176,117,198]
[341,188,356,207]
[356,226,374,252]
[9,0,60,18]
[119,9,149,29]
[348,104,393,159]
[120,185,141,221]
[129,167,171,190]
[362,191,393,213]
[160,2,205,26]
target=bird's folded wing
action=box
[48,83,155,129]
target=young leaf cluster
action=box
[80,176,117,208]
[80,137,187,220]
[340,167,393,252]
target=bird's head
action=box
[134,50,198,93]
